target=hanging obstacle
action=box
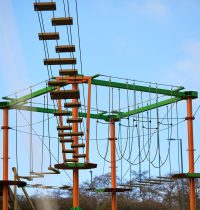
[103,187,132,193]
[55,45,75,53]
[59,138,74,143]
[53,110,71,116]
[157,176,173,179]
[64,102,81,108]
[30,167,60,176]
[44,58,76,65]
[73,154,86,158]
[59,69,78,76]
[146,178,173,183]
[57,126,72,131]
[26,184,71,190]
[16,176,33,181]
[50,90,80,100]
[139,181,162,185]
[34,2,56,11]
[67,118,83,123]
[119,183,147,188]
[71,143,85,148]
[38,32,60,40]
[58,131,84,137]
[52,17,73,26]
[16,174,45,181]
[48,81,66,87]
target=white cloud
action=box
[161,40,200,90]
[129,0,170,19]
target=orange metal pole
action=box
[72,83,79,208]
[186,98,196,210]
[3,109,9,210]
[110,119,117,210]
[86,78,92,162]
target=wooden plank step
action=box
[57,126,72,131]
[64,102,81,108]
[56,45,75,53]
[52,17,73,26]
[73,154,86,158]
[54,111,70,116]
[48,80,66,87]
[71,143,85,148]
[60,138,74,143]
[44,58,76,65]
[50,90,80,100]
[59,132,84,137]
[64,159,78,163]
[62,149,76,154]
[38,32,59,40]
[34,2,56,11]
[67,118,83,123]
[59,69,78,76]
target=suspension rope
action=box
[167,106,172,175]
[15,94,19,173]
[121,103,184,179]
[47,93,52,167]
[41,95,45,172]
[30,89,33,173]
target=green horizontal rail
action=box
[2,86,56,107]
[11,97,180,121]
[12,105,109,121]
[0,78,198,110]
[118,97,181,120]
[0,76,197,122]
[91,79,198,99]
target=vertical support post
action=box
[3,109,9,210]
[72,83,79,209]
[186,98,196,210]
[110,119,117,210]
[86,78,92,162]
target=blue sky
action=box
[0,0,200,194]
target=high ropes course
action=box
[0,1,200,210]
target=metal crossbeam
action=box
[0,76,198,121]
[91,79,189,98]
[10,96,180,121]
[2,86,56,107]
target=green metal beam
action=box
[0,77,197,122]
[117,97,181,120]
[11,97,180,121]
[91,79,198,99]
[12,105,109,121]
[2,86,56,107]
[0,78,197,110]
